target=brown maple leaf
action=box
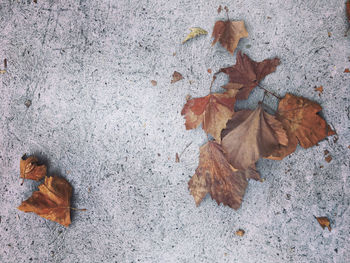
[221,105,288,170]
[188,141,248,210]
[20,155,46,181]
[211,20,248,55]
[268,94,335,160]
[218,51,280,100]
[18,176,73,227]
[181,91,237,142]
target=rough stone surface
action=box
[0,0,349,262]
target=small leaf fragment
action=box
[325,155,332,163]
[171,71,183,84]
[315,216,331,231]
[175,153,180,163]
[151,80,157,86]
[217,5,222,14]
[344,68,350,73]
[182,27,208,44]
[235,229,245,236]
[20,155,46,181]
[314,86,323,95]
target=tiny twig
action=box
[179,141,193,158]
[69,207,87,211]
[225,6,229,20]
[257,84,281,99]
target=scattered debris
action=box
[235,229,245,236]
[314,86,323,95]
[25,100,32,108]
[175,153,180,163]
[171,71,183,84]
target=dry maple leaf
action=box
[315,216,331,231]
[188,141,248,210]
[182,27,208,44]
[20,155,46,181]
[211,20,248,55]
[171,71,183,84]
[218,51,280,100]
[221,105,288,170]
[268,94,335,160]
[18,176,73,227]
[181,91,237,142]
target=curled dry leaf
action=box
[211,20,248,55]
[20,155,46,181]
[221,105,288,170]
[235,229,245,236]
[181,91,237,142]
[182,27,208,44]
[315,216,331,231]
[188,141,248,210]
[268,94,335,160]
[218,51,280,100]
[171,71,183,84]
[18,176,72,227]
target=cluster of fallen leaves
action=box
[180,8,336,212]
[18,155,83,227]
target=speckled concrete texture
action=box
[0,0,349,262]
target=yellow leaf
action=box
[182,27,208,44]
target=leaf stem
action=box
[209,75,216,94]
[70,207,87,211]
[179,141,193,158]
[257,84,281,100]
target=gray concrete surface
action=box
[0,0,349,262]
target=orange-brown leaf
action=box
[315,216,331,231]
[219,51,280,100]
[211,20,248,55]
[20,155,46,181]
[188,141,248,210]
[347,0,350,23]
[268,94,335,160]
[181,91,237,142]
[221,105,288,170]
[18,176,72,227]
